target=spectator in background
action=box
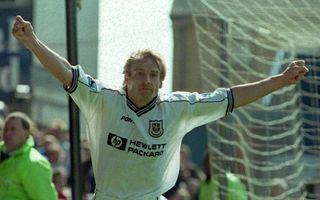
[37,133,68,170]
[38,134,60,155]
[37,124,72,199]
[179,145,203,200]
[196,151,248,200]
[81,138,96,194]
[0,101,9,118]
[0,112,57,199]
[180,144,204,182]
[46,119,71,177]
[0,117,4,140]
[0,101,8,141]
[165,144,203,200]
[53,166,71,200]
[46,141,66,170]
[168,182,191,200]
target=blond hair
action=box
[122,49,166,87]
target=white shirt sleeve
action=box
[161,88,233,135]
[63,65,116,121]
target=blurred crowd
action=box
[164,144,206,200]
[0,102,94,200]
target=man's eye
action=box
[151,73,158,77]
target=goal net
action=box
[186,0,320,199]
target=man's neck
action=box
[127,93,157,108]
[129,96,152,108]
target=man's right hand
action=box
[12,15,35,47]
[11,15,73,86]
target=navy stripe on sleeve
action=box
[63,66,79,93]
[226,88,234,115]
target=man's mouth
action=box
[140,87,152,91]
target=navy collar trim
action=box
[127,95,158,117]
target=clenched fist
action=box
[12,15,36,47]
[282,60,309,85]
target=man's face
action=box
[2,118,29,153]
[125,58,162,106]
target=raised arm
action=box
[12,15,73,87]
[231,60,309,108]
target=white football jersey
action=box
[65,66,234,200]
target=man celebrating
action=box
[12,15,308,200]
[0,112,57,199]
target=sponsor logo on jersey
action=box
[106,132,166,157]
[107,133,127,150]
[120,116,134,124]
[148,120,164,138]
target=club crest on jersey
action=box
[148,120,164,138]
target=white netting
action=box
[186,0,320,199]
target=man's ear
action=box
[124,74,129,84]
[159,81,163,88]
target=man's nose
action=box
[144,75,151,83]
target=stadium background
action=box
[1,0,319,199]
